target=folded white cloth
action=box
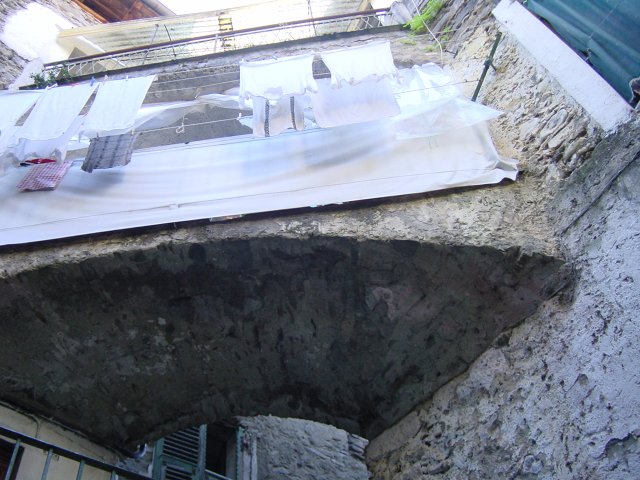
[81,75,155,138]
[239,53,317,104]
[310,77,400,128]
[320,40,398,87]
[17,83,97,141]
[251,95,305,137]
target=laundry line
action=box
[146,75,476,98]
[136,78,482,135]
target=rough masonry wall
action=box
[367,116,640,480]
[238,416,370,480]
[366,2,640,478]
[440,0,603,180]
[0,0,97,88]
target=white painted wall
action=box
[0,403,118,480]
[492,0,632,132]
[0,3,75,63]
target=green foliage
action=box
[405,0,447,34]
[29,65,72,89]
[423,25,452,52]
[400,37,418,46]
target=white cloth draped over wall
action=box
[80,75,156,138]
[238,53,317,104]
[0,121,517,246]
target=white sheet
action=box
[239,53,317,104]
[0,90,42,134]
[17,83,97,141]
[320,40,398,87]
[310,77,400,128]
[0,120,517,246]
[81,75,156,138]
[0,91,43,164]
[2,115,85,164]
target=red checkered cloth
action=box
[17,162,72,191]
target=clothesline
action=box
[146,74,476,97]
[137,78,481,135]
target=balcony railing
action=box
[43,9,396,78]
[0,425,151,480]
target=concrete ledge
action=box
[492,0,633,132]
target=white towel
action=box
[81,75,156,138]
[17,83,97,141]
[320,40,398,87]
[239,53,317,104]
[310,78,400,128]
[251,95,305,137]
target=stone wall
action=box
[0,0,97,88]
[366,1,640,478]
[430,0,603,180]
[366,117,640,480]
[237,416,370,480]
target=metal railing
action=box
[0,425,151,480]
[43,9,395,78]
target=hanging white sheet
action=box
[394,63,457,110]
[239,53,317,104]
[310,77,400,128]
[320,40,398,87]
[390,63,502,138]
[0,91,43,165]
[251,95,305,137]
[17,83,97,141]
[2,116,85,164]
[81,75,156,138]
[0,90,42,135]
[392,97,502,139]
[0,118,517,246]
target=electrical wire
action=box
[408,0,444,65]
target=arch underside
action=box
[0,235,567,448]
